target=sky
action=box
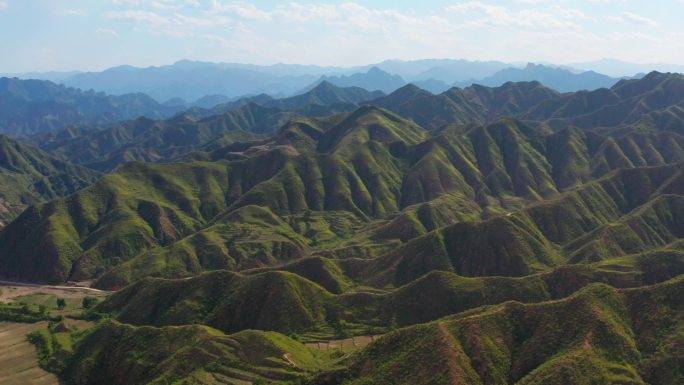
[0,0,683,72]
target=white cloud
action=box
[550,5,592,21]
[607,12,658,27]
[197,3,463,66]
[96,28,119,39]
[150,0,185,10]
[112,0,196,9]
[105,10,170,25]
[210,1,271,20]
[446,2,580,29]
[274,3,341,23]
[0,1,7,11]
[171,13,228,28]
[51,1,681,68]
[158,28,191,38]
[112,0,143,5]
[57,9,87,17]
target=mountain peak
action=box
[314,80,337,90]
[298,67,405,94]
[367,66,387,75]
[388,83,431,99]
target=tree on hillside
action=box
[56,298,66,310]
[82,296,97,310]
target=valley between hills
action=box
[0,71,684,384]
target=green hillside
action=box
[3,102,684,287]
[36,82,384,172]
[370,80,559,129]
[39,104,288,172]
[34,270,684,384]
[92,246,684,334]
[266,81,384,110]
[61,321,326,385]
[96,270,334,334]
[526,72,684,133]
[322,276,684,385]
[0,135,100,225]
[369,72,684,135]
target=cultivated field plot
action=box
[0,321,59,385]
[305,335,379,351]
[0,283,107,304]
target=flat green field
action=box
[0,322,60,385]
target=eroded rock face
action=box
[0,198,26,227]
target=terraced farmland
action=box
[305,335,379,351]
[0,321,59,385]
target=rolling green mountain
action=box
[62,321,326,385]
[96,270,333,334]
[321,276,684,385]
[195,81,383,118]
[0,135,100,225]
[37,82,384,172]
[32,72,684,176]
[361,164,684,287]
[7,69,684,385]
[0,77,180,136]
[37,104,288,171]
[369,71,684,133]
[369,80,559,129]
[3,105,684,288]
[92,246,684,334]
[523,71,684,133]
[36,271,684,384]
[266,81,384,111]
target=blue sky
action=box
[0,0,682,72]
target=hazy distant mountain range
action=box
[455,63,623,93]
[300,67,406,94]
[54,61,627,101]
[3,58,668,104]
[0,77,182,136]
[0,61,654,140]
[570,58,684,77]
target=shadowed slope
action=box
[0,135,100,225]
[96,270,333,334]
[63,321,323,385]
[323,276,684,385]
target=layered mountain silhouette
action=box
[33,73,682,176]
[302,67,406,94]
[0,77,180,136]
[35,82,383,171]
[62,60,323,101]
[458,63,622,93]
[34,59,632,105]
[371,71,684,132]
[54,59,508,101]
